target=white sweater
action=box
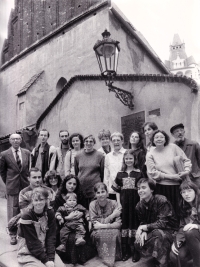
[146,143,191,185]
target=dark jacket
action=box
[175,138,200,178]
[31,142,56,178]
[0,147,30,195]
[136,194,179,232]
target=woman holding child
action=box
[53,174,94,265]
[89,182,122,267]
[17,187,65,267]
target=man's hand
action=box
[139,232,147,246]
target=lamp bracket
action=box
[106,81,134,110]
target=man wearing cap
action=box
[170,123,200,188]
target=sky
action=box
[0,0,200,64]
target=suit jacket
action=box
[0,147,30,195]
[175,138,200,178]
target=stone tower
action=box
[165,34,200,80]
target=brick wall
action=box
[1,0,106,64]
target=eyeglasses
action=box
[84,141,94,143]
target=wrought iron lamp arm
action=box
[106,81,134,110]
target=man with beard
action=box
[52,130,70,179]
[170,123,200,188]
[31,129,56,180]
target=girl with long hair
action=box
[112,149,143,262]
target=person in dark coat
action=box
[170,123,200,189]
[134,178,179,267]
[0,133,30,245]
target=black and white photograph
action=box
[0,0,200,267]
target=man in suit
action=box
[170,123,200,188]
[31,129,56,180]
[0,133,30,245]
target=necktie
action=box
[15,150,22,170]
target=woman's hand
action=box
[183,223,198,231]
[45,261,54,267]
[178,171,190,178]
[65,211,83,221]
[171,242,179,255]
[93,221,104,229]
[112,207,122,218]
[166,174,182,182]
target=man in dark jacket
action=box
[31,129,56,180]
[0,133,30,245]
[170,123,200,189]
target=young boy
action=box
[56,192,89,252]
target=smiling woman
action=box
[146,130,192,214]
[74,135,105,209]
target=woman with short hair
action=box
[89,182,122,267]
[74,135,105,209]
[97,129,111,156]
[44,170,62,195]
[146,130,191,214]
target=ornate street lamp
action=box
[93,29,134,110]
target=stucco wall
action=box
[39,79,198,148]
[0,3,181,138]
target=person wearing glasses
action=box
[44,170,62,195]
[74,135,104,209]
[0,133,30,245]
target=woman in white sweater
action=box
[146,130,191,214]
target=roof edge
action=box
[35,73,198,130]
[109,6,170,75]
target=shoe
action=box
[10,235,17,245]
[132,250,140,262]
[56,244,66,253]
[75,237,86,246]
[122,254,130,261]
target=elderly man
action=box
[0,133,30,245]
[104,132,126,200]
[31,129,56,180]
[170,123,200,188]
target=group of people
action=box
[0,122,200,267]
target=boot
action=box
[131,246,140,263]
[122,244,130,261]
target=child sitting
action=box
[56,192,89,252]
